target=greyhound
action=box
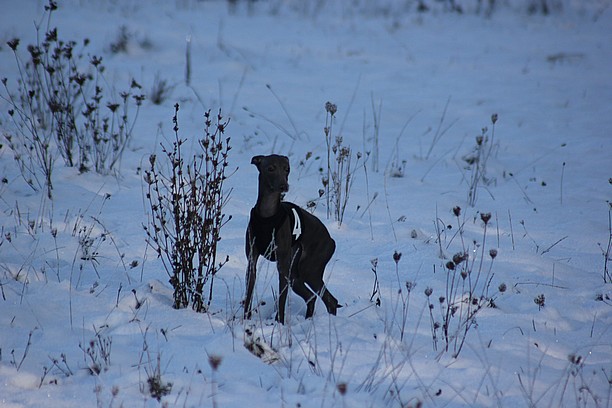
[244,154,339,323]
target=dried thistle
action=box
[208,355,222,371]
[325,101,337,116]
[7,38,20,51]
[453,252,468,265]
[534,293,545,310]
[480,212,492,224]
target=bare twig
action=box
[425,96,458,160]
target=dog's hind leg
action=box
[287,245,317,319]
[320,286,339,315]
[291,278,317,318]
[307,279,339,315]
[301,240,339,316]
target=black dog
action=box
[244,154,339,323]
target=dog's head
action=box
[251,154,290,193]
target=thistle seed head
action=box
[480,212,492,224]
[453,252,468,265]
[325,101,337,116]
[7,38,20,51]
[208,355,222,371]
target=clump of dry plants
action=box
[144,103,231,311]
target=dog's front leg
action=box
[244,258,257,319]
[244,229,259,319]
[275,236,294,324]
[276,262,289,324]
[273,222,294,324]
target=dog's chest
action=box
[250,203,303,261]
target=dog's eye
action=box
[267,166,276,172]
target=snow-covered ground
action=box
[1,0,611,407]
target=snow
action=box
[1,0,611,407]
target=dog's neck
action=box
[255,188,282,219]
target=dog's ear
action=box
[282,156,290,173]
[251,155,264,168]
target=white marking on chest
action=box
[291,208,302,240]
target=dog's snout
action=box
[266,178,288,193]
